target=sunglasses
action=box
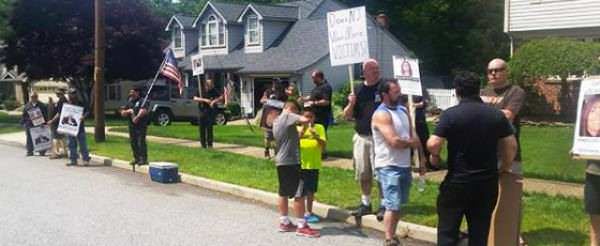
[487,67,506,74]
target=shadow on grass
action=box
[404,205,437,216]
[523,228,587,245]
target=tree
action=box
[0,0,15,40]
[364,0,509,76]
[509,38,600,119]
[4,0,166,103]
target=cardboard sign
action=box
[393,56,423,96]
[191,53,204,76]
[572,78,600,160]
[57,103,83,137]
[327,6,370,67]
[30,125,52,152]
[27,107,45,126]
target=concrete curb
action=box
[87,153,438,243]
[0,138,438,243]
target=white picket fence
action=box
[427,89,457,110]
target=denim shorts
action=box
[377,166,412,211]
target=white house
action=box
[165,0,414,115]
[504,0,600,54]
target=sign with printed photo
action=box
[393,56,423,96]
[572,78,600,160]
[57,103,83,137]
[27,107,45,126]
[30,125,52,152]
[327,6,370,67]
[191,53,204,76]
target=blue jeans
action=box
[68,128,90,164]
[377,166,412,211]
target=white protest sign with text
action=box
[28,107,45,126]
[327,6,370,67]
[393,56,423,96]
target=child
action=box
[297,109,326,223]
[272,101,320,238]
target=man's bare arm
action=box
[372,111,415,149]
[498,135,517,173]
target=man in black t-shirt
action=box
[427,72,517,246]
[304,70,333,159]
[343,58,385,221]
[193,79,223,148]
[121,87,150,165]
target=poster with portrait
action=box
[30,125,52,152]
[191,53,204,76]
[57,103,83,137]
[393,56,423,96]
[572,78,600,160]
[260,99,285,130]
[27,107,45,126]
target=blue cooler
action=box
[149,162,180,184]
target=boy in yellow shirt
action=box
[297,109,326,223]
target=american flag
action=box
[161,49,184,95]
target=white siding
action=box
[508,0,600,32]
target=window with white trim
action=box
[172,26,183,49]
[247,15,260,45]
[201,15,225,48]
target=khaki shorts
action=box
[352,134,376,181]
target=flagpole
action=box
[142,56,167,107]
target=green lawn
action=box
[112,122,586,183]
[86,135,590,245]
[0,112,23,134]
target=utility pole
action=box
[94,0,106,142]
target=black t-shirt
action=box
[196,88,220,113]
[352,80,382,136]
[310,81,333,125]
[51,98,67,130]
[434,97,514,184]
[125,97,150,127]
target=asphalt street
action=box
[0,143,433,246]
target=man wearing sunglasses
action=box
[481,58,527,246]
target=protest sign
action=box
[57,103,84,137]
[572,78,600,160]
[27,107,45,126]
[191,53,204,76]
[30,125,52,152]
[393,56,423,97]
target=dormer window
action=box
[201,15,225,48]
[247,15,260,45]
[172,26,183,49]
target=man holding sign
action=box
[343,59,386,220]
[20,92,48,156]
[63,88,91,166]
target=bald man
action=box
[343,58,386,221]
[481,58,526,246]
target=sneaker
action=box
[130,160,138,165]
[384,239,400,246]
[296,225,320,238]
[26,153,33,157]
[351,203,372,217]
[304,214,320,223]
[278,222,297,232]
[376,207,386,222]
[66,162,76,166]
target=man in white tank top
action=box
[372,79,425,246]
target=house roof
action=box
[182,17,329,73]
[237,3,299,22]
[165,15,196,31]
[280,0,324,19]
[208,1,246,23]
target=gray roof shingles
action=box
[174,15,196,29]
[250,4,299,20]
[210,2,247,23]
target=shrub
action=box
[3,99,20,111]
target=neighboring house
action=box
[505,0,600,54]
[166,0,413,115]
[0,65,27,106]
[504,0,600,113]
[31,80,69,104]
